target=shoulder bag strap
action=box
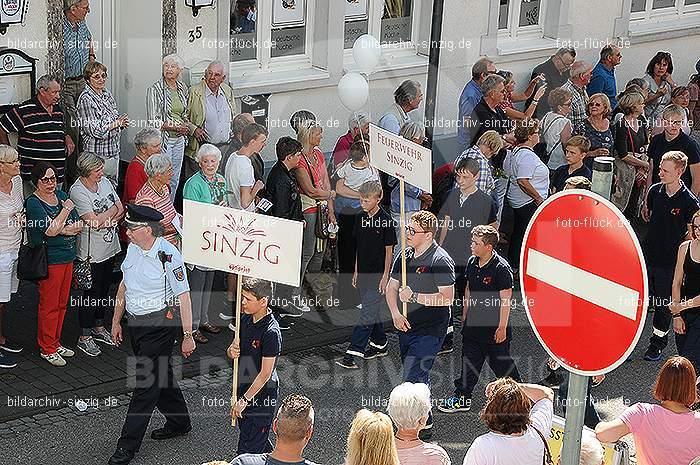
[533,426,554,465]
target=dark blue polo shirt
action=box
[550,164,592,193]
[463,252,514,343]
[643,182,700,268]
[391,242,456,337]
[238,312,282,401]
[355,208,397,289]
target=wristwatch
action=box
[242,395,252,405]
[409,292,418,304]
[182,331,193,340]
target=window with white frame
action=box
[343,0,420,50]
[630,0,700,19]
[498,0,547,39]
[230,0,315,70]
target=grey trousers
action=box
[189,267,215,329]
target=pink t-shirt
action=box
[620,403,700,465]
[397,442,451,465]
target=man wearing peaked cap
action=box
[107,204,195,465]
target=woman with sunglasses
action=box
[0,145,23,369]
[574,93,613,169]
[669,211,700,373]
[77,61,129,189]
[25,162,82,366]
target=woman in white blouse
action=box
[0,145,23,369]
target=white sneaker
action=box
[228,323,236,331]
[56,346,75,358]
[41,352,66,367]
[356,304,363,309]
[219,312,234,321]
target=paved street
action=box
[0,301,673,465]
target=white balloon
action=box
[353,34,381,75]
[337,73,369,112]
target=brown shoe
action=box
[199,323,221,334]
[192,330,208,344]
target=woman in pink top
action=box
[596,356,700,465]
[388,382,451,465]
[134,153,180,247]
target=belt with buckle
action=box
[128,307,168,322]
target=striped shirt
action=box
[145,79,192,146]
[77,85,122,160]
[134,182,179,247]
[0,98,67,182]
[63,17,92,78]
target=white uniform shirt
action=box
[204,84,232,145]
[121,237,190,316]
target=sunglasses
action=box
[589,102,602,108]
[39,175,57,184]
[90,73,108,80]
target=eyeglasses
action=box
[90,73,108,80]
[39,175,56,184]
[405,225,429,236]
[562,101,573,106]
[692,225,700,230]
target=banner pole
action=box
[231,273,242,427]
[400,179,407,318]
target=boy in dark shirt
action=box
[641,151,700,361]
[387,210,455,435]
[438,225,519,413]
[227,278,282,455]
[550,136,593,193]
[337,181,397,369]
[438,157,498,352]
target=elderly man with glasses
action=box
[526,47,577,118]
[0,75,75,196]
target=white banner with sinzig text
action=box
[182,200,303,287]
[369,123,432,193]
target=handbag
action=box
[533,426,554,465]
[17,197,49,281]
[301,152,329,240]
[72,226,92,290]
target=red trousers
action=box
[37,262,73,355]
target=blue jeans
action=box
[347,287,387,357]
[398,333,444,384]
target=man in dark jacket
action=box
[525,47,576,118]
[266,137,305,319]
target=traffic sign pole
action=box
[560,157,614,465]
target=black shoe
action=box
[643,347,663,362]
[363,346,389,360]
[437,341,454,355]
[108,447,134,465]
[539,370,565,388]
[150,424,192,440]
[335,356,359,369]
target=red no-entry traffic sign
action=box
[520,190,648,376]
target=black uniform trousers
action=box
[117,312,190,452]
[456,336,520,399]
[648,265,675,352]
[237,389,278,455]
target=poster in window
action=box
[346,0,369,20]
[272,0,306,27]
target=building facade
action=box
[1,0,699,165]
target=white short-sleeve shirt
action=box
[463,398,554,465]
[69,177,121,263]
[504,147,550,209]
[121,237,190,316]
[225,152,256,211]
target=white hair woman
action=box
[135,154,180,247]
[69,152,125,356]
[182,144,228,342]
[146,53,194,202]
[387,382,451,465]
[0,145,23,368]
